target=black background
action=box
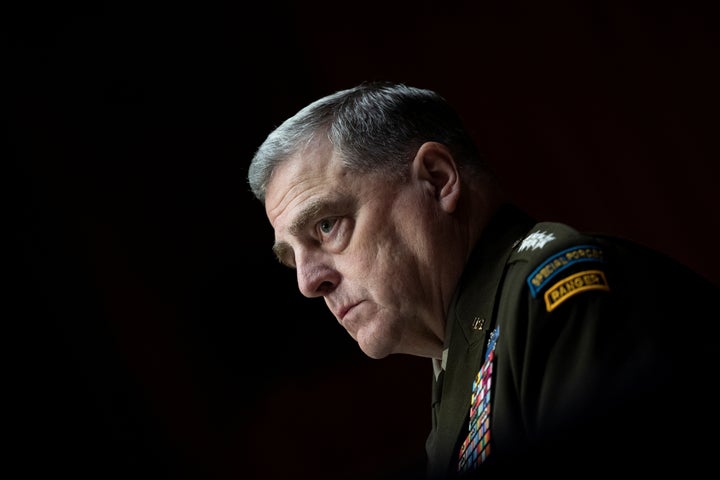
[11,1,720,479]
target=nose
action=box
[296,252,339,298]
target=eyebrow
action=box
[272,242,295,268]
[271,199,327,268]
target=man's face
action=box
[264,138,445,359]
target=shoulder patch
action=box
[544,269,610,312]
[527,244,606,297]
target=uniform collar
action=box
[428,204,536,477]
[447,203,536,345]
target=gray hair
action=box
[248,81,489,202]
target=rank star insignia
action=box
[518,231,556,252]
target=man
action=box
[247,81,718,477]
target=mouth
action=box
[337,302,360,322]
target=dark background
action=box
[11,1,720,479]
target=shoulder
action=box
[509,221,606,269]
[507,222,611,311]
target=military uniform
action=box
[426,204,718,478]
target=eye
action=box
[318,217,337,236]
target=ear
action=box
[411,141,461,213]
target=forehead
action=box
[264,137,343,227]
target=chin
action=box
[357,333,395,360]
[355,316,402,359]
[361,347,391,360]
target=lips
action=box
[337,301,361,322]
[337,304,355,321]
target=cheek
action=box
[349,194,431,285]
[341,231,409,290]
[371,238,420,290]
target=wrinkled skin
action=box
[264,137,471,360]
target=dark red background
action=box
[12,1,719,479]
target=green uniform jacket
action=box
[426,204,718,478]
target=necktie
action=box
[457,325,499,474]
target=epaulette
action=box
[509,222,610,312]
